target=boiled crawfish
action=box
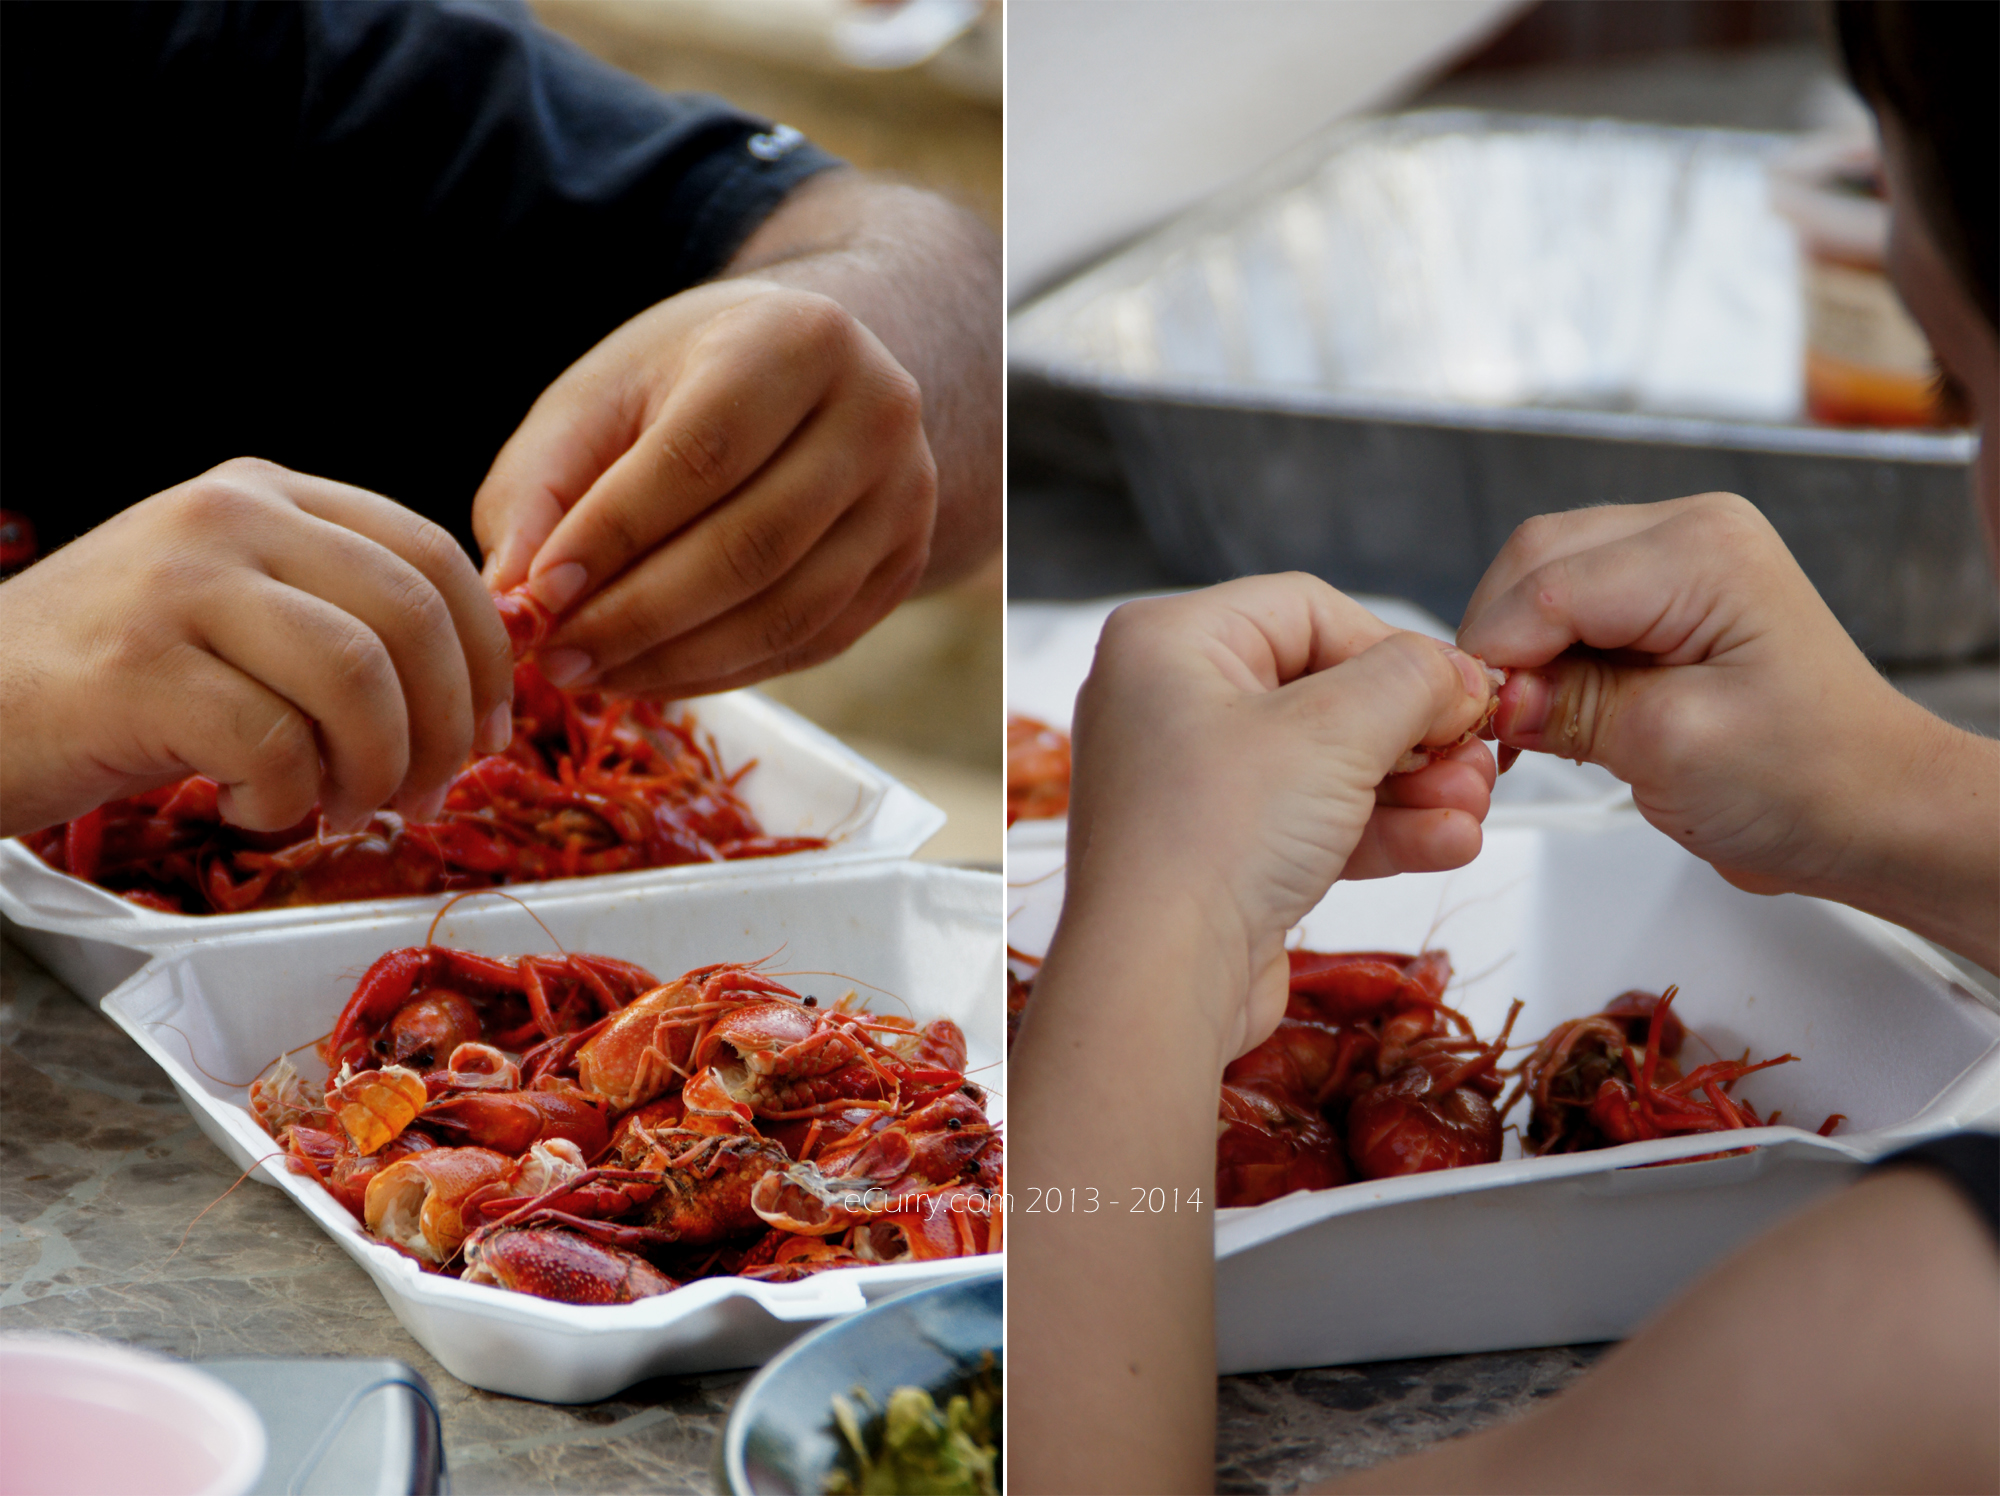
[1006,715,1071,826]
[253,942,1002,1306]
[1215,948,1517,1205]
[1509,985,1842,1154]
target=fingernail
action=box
[529,561,589,616]
[539,648,595,687]
[1500,669,1552,740]
[1437,643,1489,698]
[322,805,371,837]
[403,786,449,825]
[476,702,514,755]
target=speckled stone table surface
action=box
[1214,1348,1607,1493]
[0,935,745,1495]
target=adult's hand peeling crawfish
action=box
[0,459,514,841]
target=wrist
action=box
[0,603,81,837]
[1801,706,2000,972]
[1030,863,1248,1077]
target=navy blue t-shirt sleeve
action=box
[2,0,843,558]
[1873,1131,2000,1248]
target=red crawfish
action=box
[322,943,659,1072]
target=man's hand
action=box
[0,459,514,838]
[473,172,999,698]
[1062,574,1501,1065]
[1458,492,2000,970]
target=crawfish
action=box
[690,1000,957,1121]
[739,1230,865,1282]
[848,1184,999,1264]
[748,1088,995,1236]
[364,1146,517,1262]
[1214,948,1472,1208]
[612,1126,797,1245]
[323,941,658,1071]
[1345,1002,1521,1179]
[1511,986,1839,1154]
[1006,714,1071,825]
[419,1086,611,1159]
[462,1226,678,1304]
[249,933,1004,1308]
[573,964,817,1112]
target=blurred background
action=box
[1009,0,1997,739]
[536,0,1005,866]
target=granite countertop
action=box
[0,936,744,1495]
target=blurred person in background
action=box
[0,1,999,842]
[1012,2,1996,1490]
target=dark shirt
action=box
[2,0,841,562]
[1875,1131,2000,1248]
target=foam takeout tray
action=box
[99,860,1002,1404]
[1007,812,2000,1373]
[3,689,946,1002]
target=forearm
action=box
[723,171,1000,587]
[1807,708,2000,974]
[1011,882,1241,1494]
[0,658,78,838]
[1320,1168,1999,1494]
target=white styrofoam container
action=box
[98,861,1002,1403]
[1007,811,2000,1374]
[3,689,946,1001]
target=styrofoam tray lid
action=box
[1006,592,1627,848]
[1,688,946,954]
[99,861,1002,1405]
[1008,809,2000,1244]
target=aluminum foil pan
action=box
[1011,111,1992,661]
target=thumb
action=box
[1288,632,1497,782]
[1492,654,1654,765]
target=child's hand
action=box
[1061,574,1501,1063]
[0,459,515,839]
[1457,493,1961,901]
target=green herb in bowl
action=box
[825,1352,999,1495]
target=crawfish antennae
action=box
[150,1150,292,1277]
[822,780,872,845]
[146,1022,264,1089]
[769,969,914,1018]
[1449,951,1519,1002]
[1418,873,1532,952]
[424,888,566,956]
[1006,860,1066,891]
